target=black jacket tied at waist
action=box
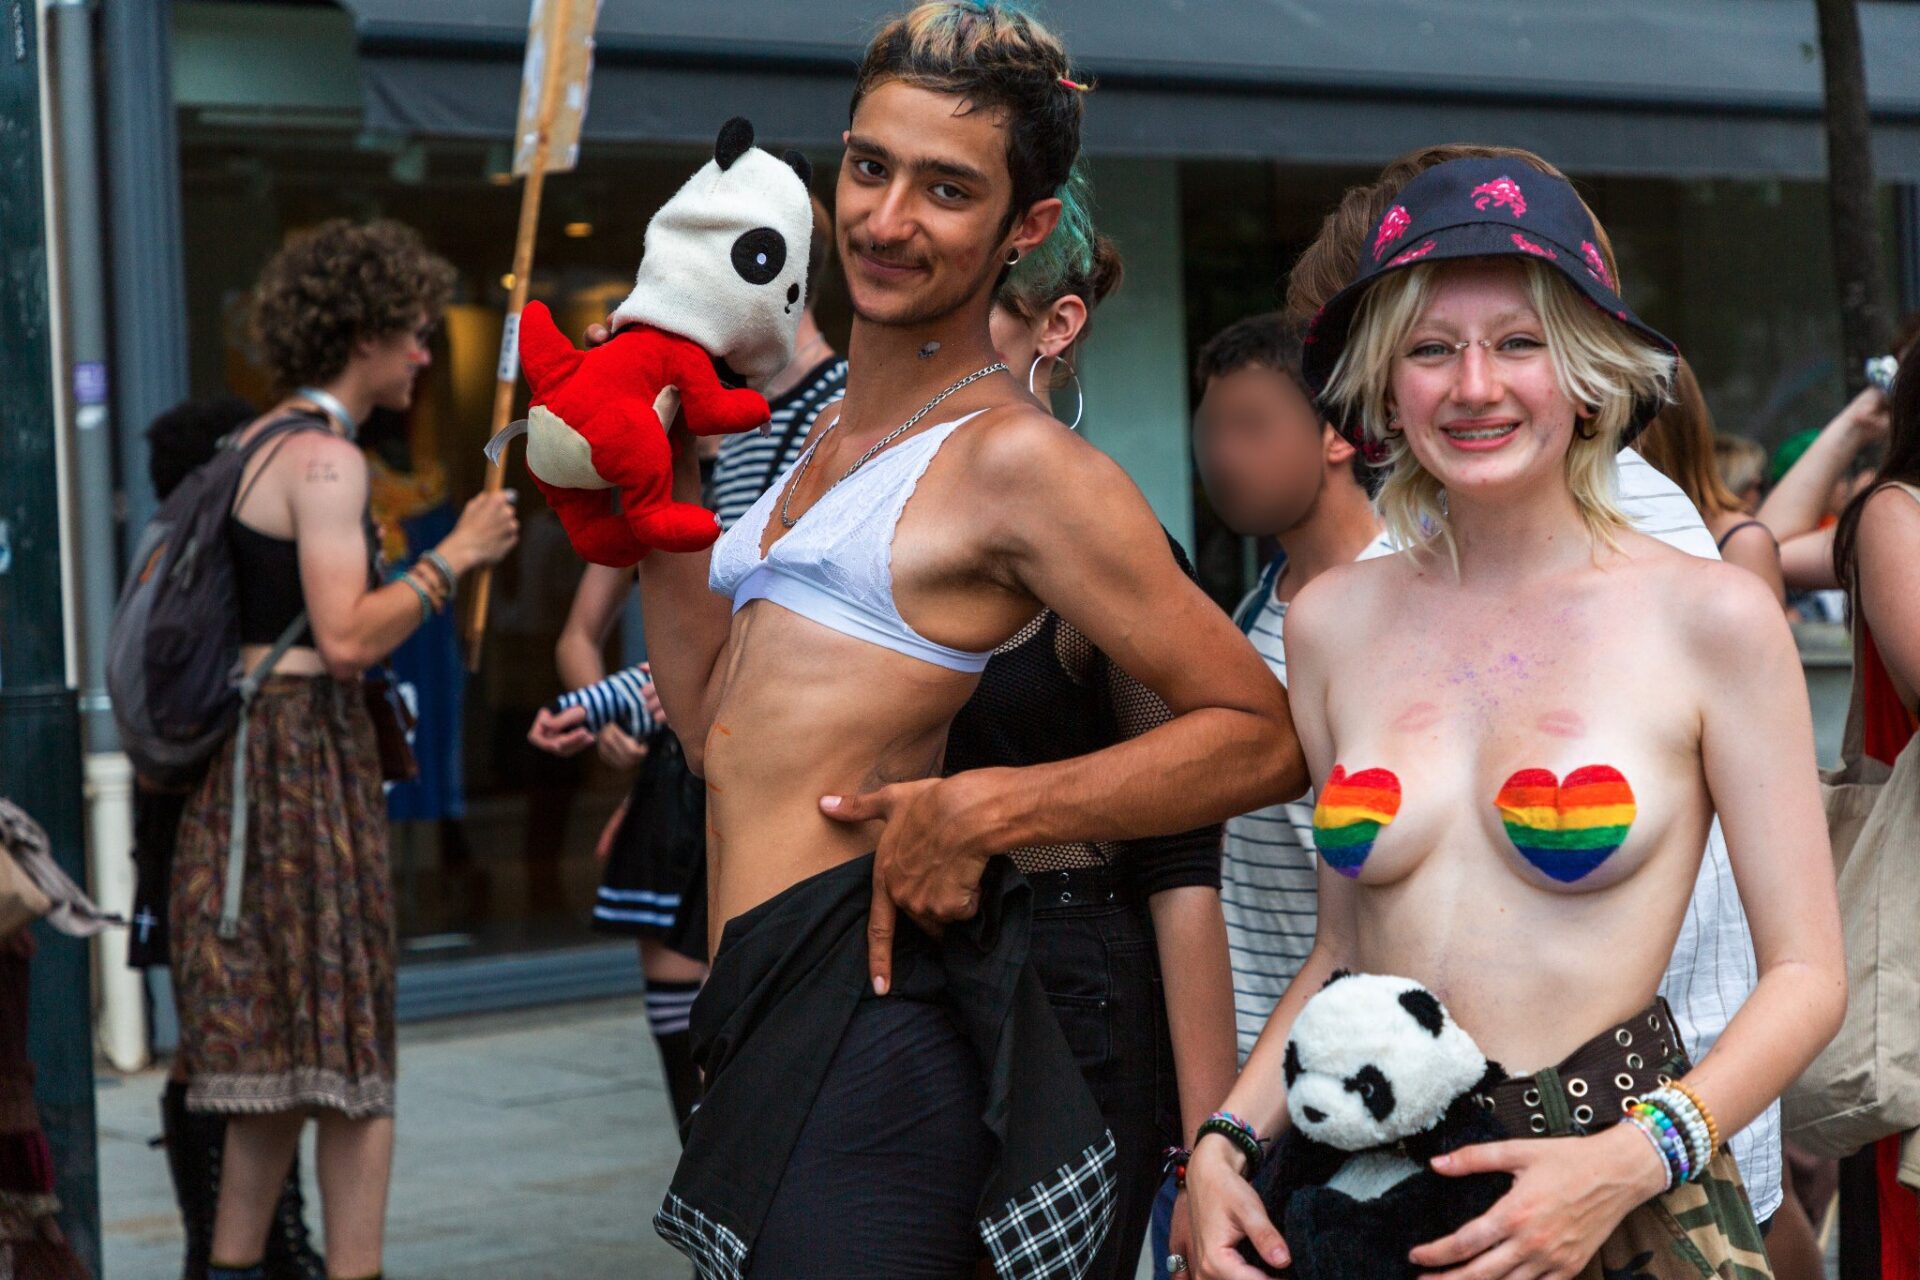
[655,853,1118,1280]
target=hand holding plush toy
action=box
[1242,972,1511,1279]
[496,118,814,566]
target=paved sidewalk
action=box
[98,996,688,1279]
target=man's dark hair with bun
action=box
[852,2,1085,230]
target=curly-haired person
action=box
[169,220,519,1280]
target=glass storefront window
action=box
[177,128,730,963]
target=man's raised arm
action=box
[634,424,736,774]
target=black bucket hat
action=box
[1300,156,1677,446]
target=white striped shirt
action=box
[1219,448,1780,1220]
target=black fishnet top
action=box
[942,538,1223,897]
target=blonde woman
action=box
[1184,158,1842,1279]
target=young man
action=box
[1190,314,1393,1061]
[633,7,1301,1278]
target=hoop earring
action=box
[1006,247,1022,266]
[1382,413,1403,439]
[1028,353,1085,431]
[1573,410,1598,441]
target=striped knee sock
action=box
[645,979,702,1135]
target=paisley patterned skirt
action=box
[170,677,396,1119]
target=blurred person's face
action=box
[1193,362,1346,537]
[988,294,1087,417]
[360,310,434,412]
[837,81,1057,330]
[1389,259,1577,501]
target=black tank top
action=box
[229,518,306,645]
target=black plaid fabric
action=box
[658,854,1116,1279]
[981,1133,1120,1280]
[654,1191,749,1280]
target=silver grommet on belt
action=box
[1523,1088,1540,1107]
[1627,1053,1644,1069]
[1574,1105,1594,1126]
[1657,1073,1673,1087]
[1649,1014,1662,1030]
[1529,1115,1548,1134]
[1059,892,1072,903]
[1567,1077,1589,1098]
[1616,1029,1633,1046]
[1615,1073,1635,1091]
[1621,1096,1639,1113]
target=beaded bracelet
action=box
[1665,1080,1721,1153]
[1162,1145,1191,1190]
[1635,1097,1703,1184]
[1619,1113,1677,1194]
[1626,1101,1691,1185]
[1643,1087,1713,1180]
[1195,1112,1264,1178]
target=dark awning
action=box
[339,0,1920,181]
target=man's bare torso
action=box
[700,398,1043,948]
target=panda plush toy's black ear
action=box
[781,149,812,187]
[1321,968,1354,989]
[1398,988,1446,1037]
[716,117,755,170]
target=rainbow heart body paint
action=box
[1311,765,1402,877]
[1495,764,1637,883]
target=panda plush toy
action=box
[1242,972,1512,1279]
[498,117,814,566]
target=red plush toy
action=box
[495,118,815,565]
[514,303,774,564]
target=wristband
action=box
[421,549,459,600]
[1665,1080,1721,1153]
[399,573,434,624]
[1196,1112,1264,1179]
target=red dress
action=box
[1854,623,1920,1277]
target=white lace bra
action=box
[708,409,994,673]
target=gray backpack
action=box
[107,413,324,790]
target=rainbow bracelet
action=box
[1619,1113,1677,1193]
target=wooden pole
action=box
[462,1,572,670]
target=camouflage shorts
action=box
[1578,1147,1773,1280]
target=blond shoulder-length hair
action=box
[1323,258,1674,564]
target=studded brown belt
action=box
[1478,998,1692,1140]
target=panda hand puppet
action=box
[1242,972,1510,1279]
[504,117,813,566]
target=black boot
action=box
[261,1158,326,1280]
[160,1080,218,1280]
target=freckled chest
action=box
[1319,590,1677,891]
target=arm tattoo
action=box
[305,459,342,483]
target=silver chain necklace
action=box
[779,361,1005,528]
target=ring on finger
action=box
[1165,1255,1187,1275]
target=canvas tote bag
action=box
[1783,489,1920,1183]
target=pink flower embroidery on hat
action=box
[1387,240,1437,267]
[1511,233,1557,260]
[1373,206,1411,260]
[1581,242,1613,288]
[1471,177,1527,217]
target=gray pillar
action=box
[1078,158,1195,550]
[102,0,190,556]
[0,1,101,1271]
